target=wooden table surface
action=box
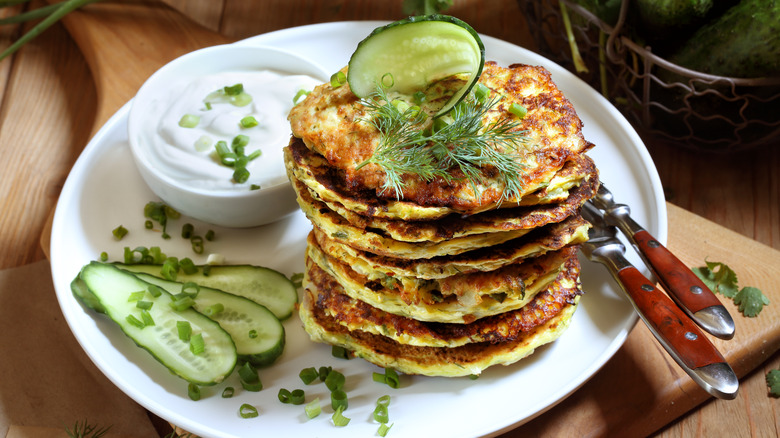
[1,1,778,437]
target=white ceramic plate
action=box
[51,22,665,438]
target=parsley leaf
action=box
[693,260,768,317]
[767,369,780,397]
[734,286,770,317]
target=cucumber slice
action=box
[116,264,298,320]
[130,271,285,367]
[74,262,237,386]
[347,14,485,117]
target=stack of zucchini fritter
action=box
[284,61,597,377]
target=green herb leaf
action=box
[65,420,111,438]
[694,260,768,317]
[767,369,780,397]
[733,286,770,317]
[402,0,452,15]
[358,85,530,202]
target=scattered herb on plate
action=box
[692,260,769,317]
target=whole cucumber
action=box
[635,0,714,31]
[669,0,780,78]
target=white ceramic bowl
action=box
[127,44,329,227]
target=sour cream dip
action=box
[142,70,321,191]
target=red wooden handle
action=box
[617,266,725,370]
[633,230,723,313]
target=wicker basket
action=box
[519,0,780,153]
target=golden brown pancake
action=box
[287,141,598,243]
[311,214,590,280]
[308,231,580,323]
[299,282,580,377]
[305,249,582,347]
[288,62,593,218]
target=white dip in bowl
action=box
[128,44,329,227]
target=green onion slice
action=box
[177,321,192,341]
[188,382,201,401]
[299,367,318,385]
[239,403,259,419]
[332,406,350,427]
[305,398,321,419]
[178,114,200,128]
[222,387,234,398]
[509,102,527,119]
[278,388,292,404]
[330,71,347,88]
[290,389,305,405]
[189,333,205,355]
[240,115,258,128]
[378,423,393,437]
[331,389,348,411]
[324,369,345,392]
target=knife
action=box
[580,203,739,400]
[590,183,735,340]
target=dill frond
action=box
[65,420,111,438]
[357,84,531,202]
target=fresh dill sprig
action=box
[356,84,531,202]
[65,420,111,438]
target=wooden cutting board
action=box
[47,2,780,437]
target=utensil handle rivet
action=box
[647,239,660,248]
[690,285,703,295]
[685,332,698,341]
[641,284,654,292]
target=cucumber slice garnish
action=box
[116,263,298,321]
[347,14,485,117]
[73,262,237,386]
[131,272,285,367]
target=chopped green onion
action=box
[473,82,490,102]
[373,404,389,423]
[239,403,259,419]
[221,387,234,398]
[203,303,224,317]
[238,362,262,392]
[290,272,304,288]
[179,257,198,275]
[177,321,192,341]
[194,135,212,152]
[136,300,153,310]
[318,366,332,382]
[181,223,194,239]
[125,314,145,329]
[99,251,108,261]
[112,225,128,240]
[250,184,261,190]
[509,102,527,119]
[293,89,310,104]
[330,71,346,88]
[378,423,393,437]
[170,295,196,311]
[413,91,426,105]
[231,92,252,107]
[246,149,262,161]
[373,368,400,388]
[381,72,394,88]
[127,291,145,302]
[224,83,244,95]
[330,389,348,411]
[332,406,350,427]
[233,167,250,184]
[324,369,345,392]
[178,114,200,128]
[215,141,237,166]
[144,220,153,229]
[147,284,163,298]
[248,329,258,339]
[205,230,215,241]
[290,389,305,405]
[232,134,250,150]
[469,374,479,380]
[299,367,318,385]
[189,333,205,355]
[304,398,321,419]
[161,257,179,281]
[188,382,201,401]
[149,246,167,263]
[240,115,258,128]
[181,281,200,296]
[332,345,351,360]
[278,388,292,403]
[191,236,204,254]
[376,395,391,407]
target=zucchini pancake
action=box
[284,18,597,377]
